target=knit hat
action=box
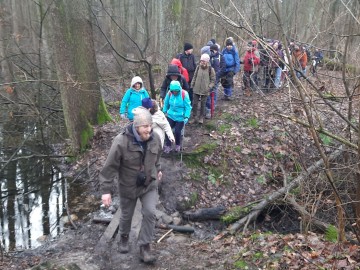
[225,39,233,46]
[169,81,181,92]
[132,107,153,127]
[142,97,153,109]
[184,42,193,51]
[210,38,216,45]
[200,54,210,62]
[210,44,218,51]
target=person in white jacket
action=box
[141,98,175,148]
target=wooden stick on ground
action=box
[157,229,173,243]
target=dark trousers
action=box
[165,117,184,147]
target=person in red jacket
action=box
[170,58,190,83]
[242,42,260,95]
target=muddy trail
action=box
[3,72,360,269]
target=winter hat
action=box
[184,42,193,51]
[210,44,218,51]
[225,39,233,46]
[132,107,153,127]
[200,54,210,62]
[169,81,181,92]
[142,97,153,109]
[210,38,216,45]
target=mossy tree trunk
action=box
[47,0,110,152]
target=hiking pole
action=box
[180,123,185,166]
[210,92,215,118]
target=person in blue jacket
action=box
[221,38,240,100]
[119,76,150,121]
[162,81,192,153]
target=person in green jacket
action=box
[100,107,162,264]
[119,76,150,121]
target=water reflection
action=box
[0,112,73,252]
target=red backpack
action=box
[168,89,186,100]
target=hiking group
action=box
[99,36,324,264]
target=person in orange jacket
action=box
[292,44,308,79]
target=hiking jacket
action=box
[151,110,175,147]
[99,124,162,199]
[176,53,197,82]
[222,46,241,74]
[191,65,216,95]
[292,49,308,69]
[170,58,190,83]
[243,49,260,72]
[119,77,150,120]
[160,65,189,99]
[210,51,226,81]
[162,90,192,122]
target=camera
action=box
[136,171,147,187]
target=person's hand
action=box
[158,171,163,181]
[120,114,126,120]
[170,138,175,143]
[102,194,112,207]
[184,117,188,124]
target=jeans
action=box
[296,68,306,79]
[274,67,282,88]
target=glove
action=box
[184,118,188,124]
[120,114,126,120]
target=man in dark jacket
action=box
[205,44,225,118]
[176,42,197,103]
[160,64,189,101]
[100,107,162,264]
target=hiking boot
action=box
[118,234,129,253]
[175,145,181,152]
[189,118,197,124]
[139,244,157,264]
[163,146,171,154]
[205,111,211,119]
[198,117,204,124]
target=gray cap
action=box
[132,106,153,127]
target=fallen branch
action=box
[156,224,195,233]
[182,206,226,221]
[215,147,343,239]
[286,195,328,232]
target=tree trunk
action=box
[47,0,110,152]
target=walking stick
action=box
[180,123,185,166]
[210,92,215,118]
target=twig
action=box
[157,229,173,243]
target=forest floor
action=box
[2,69,360,270]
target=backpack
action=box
[210,54,221,66]
[169,89,186,100]
[223,51,235,68]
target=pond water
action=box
[0,113,89,252]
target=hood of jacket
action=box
[166,64,181,79]
[130,76,143,89]
[170,58,183,69]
